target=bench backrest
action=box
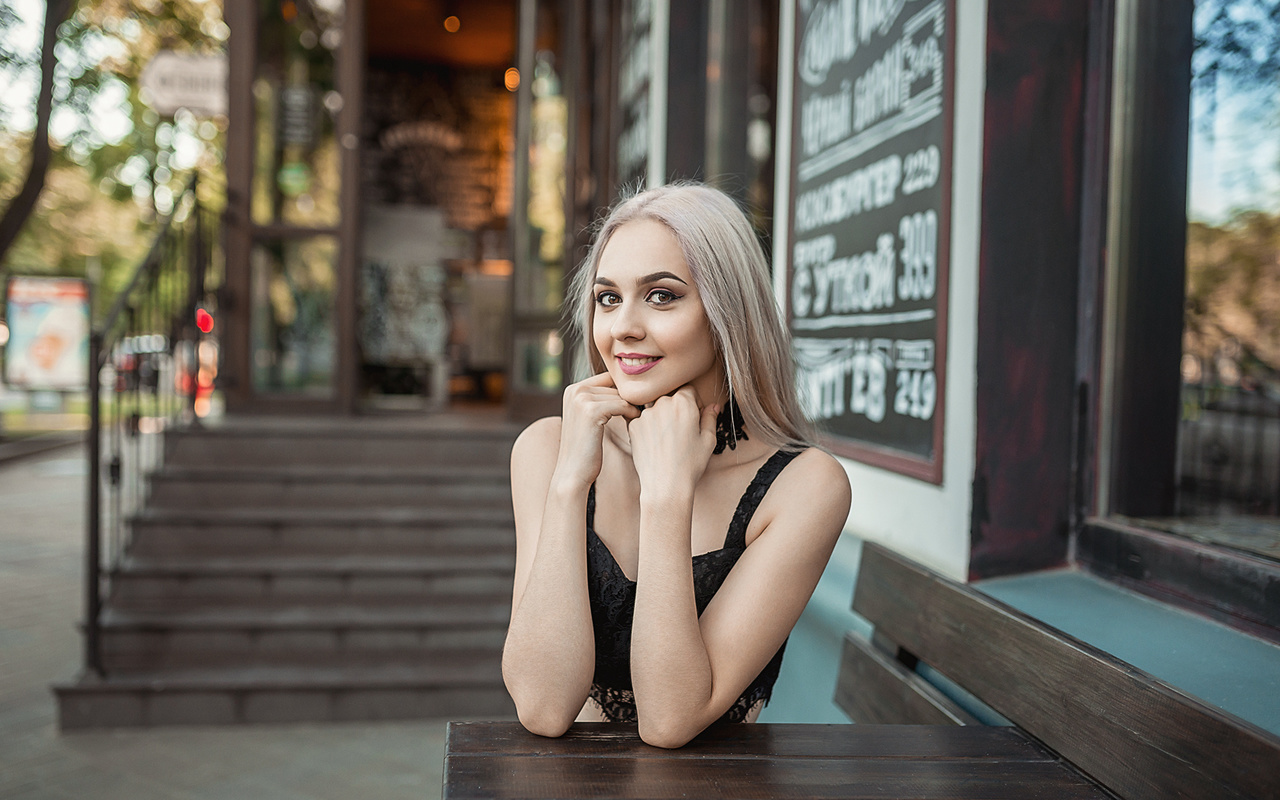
[837,541,1280,800]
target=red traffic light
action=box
[196,308,214,333]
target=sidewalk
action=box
[0,447,455,800]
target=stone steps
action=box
[96,603,510,671]
[127,506,514,557]
[163,422,519,469]
[57,414,520,729]
[146,465,511,510]
[55,660,515,728]
[108,553,516,610]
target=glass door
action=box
[510,0,572,421]
[224,0,361,410]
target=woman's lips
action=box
[616,354,661,375]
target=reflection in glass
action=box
[517,50,567,316]
[252,0,344,227]
[513,330,564,393]
[1169,0,1280,558]
[251,237,337,396]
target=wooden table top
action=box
[443,722,1111,799]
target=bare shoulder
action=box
[787,447,850,490]
[756,448,851,545]
[509,417,563,546]
[511,416,562,470]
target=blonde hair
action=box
[568,183,815,452]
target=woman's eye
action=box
[595,291,621,307]
[647,289,678,305]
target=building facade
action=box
[215,0,1279,730]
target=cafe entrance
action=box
[221,0,538,415]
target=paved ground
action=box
[0,447,456,800]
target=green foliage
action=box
[1186,210,1280,377]
[0,0,226,316]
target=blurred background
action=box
[0,0,1278,796]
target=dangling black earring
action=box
[714,398,748,454]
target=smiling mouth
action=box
[617,355,661,375]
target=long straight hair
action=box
[568,183,815,452]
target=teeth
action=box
[620,357,658,366]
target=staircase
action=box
[56,414,520,728]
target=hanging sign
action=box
[786,0,955,483]
[140,51,229,117]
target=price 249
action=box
[894,368,937,420]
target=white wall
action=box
[774,0,988,582]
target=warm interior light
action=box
[444,15,460,33]
[504,67,520,91]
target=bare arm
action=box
[627,392,851,747]
[502,376,639,737]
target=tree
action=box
[0,0,227,310]
[0,0,74,266]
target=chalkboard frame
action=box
[784,0,957,485]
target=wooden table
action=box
[443,722,1111,799]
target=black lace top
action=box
[585,449,802,723]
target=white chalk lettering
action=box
[853,38,904,133]
[794,232,896,318]
[794,338,891,423]
[893,338,934,371]
[791,235,837,318]
[799,0,858,87]
[901,145,940,194]
[793,153,902,233]
[859,0,908,43]
[897,209,937,301]
[800,81,852,157]
[894,368,936,419]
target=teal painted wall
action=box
[758,534,868,723]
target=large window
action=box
[1088,0,1279,639]
[1163,0,1280,560]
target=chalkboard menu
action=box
[787,0,954,483]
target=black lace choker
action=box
[715,398,748,454]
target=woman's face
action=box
[592,219,725,408]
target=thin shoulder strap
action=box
[724,449,803,550]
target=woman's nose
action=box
[611,303,644,340]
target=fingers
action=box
[564,374,640,427]
[700,400,721,436]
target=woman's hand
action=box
[555,372,641,489]
[628,385,720,499]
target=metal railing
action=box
[84,176,220,675]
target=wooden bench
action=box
[836,541,1280,799]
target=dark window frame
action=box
[1075,0,1280,641]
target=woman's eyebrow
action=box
[593,272,688,287]
[641,271,688,285]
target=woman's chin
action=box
[617,387,660,407]
[612,376,669,407]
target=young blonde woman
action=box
[502,183,851,749]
